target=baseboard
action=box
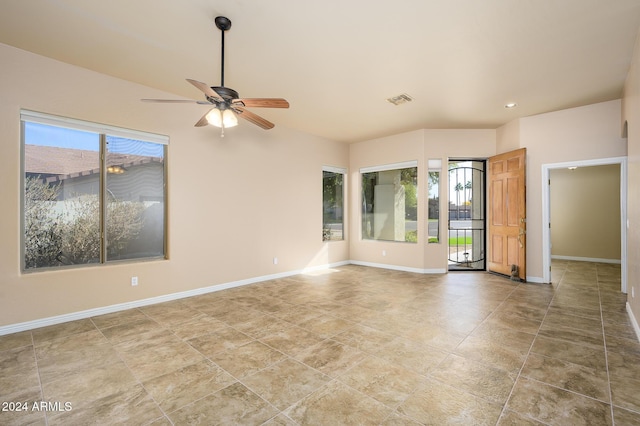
[627,302,640,342]
[0,260,351,336]
[0,259,496,336]
[525,276,547,284]
[551,255,621,264]
[302,260,351,273]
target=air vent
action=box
[386,93,413,106]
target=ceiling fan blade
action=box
[234,98,289,108]
[235,107,275,129]
[195,109,212,127]
[186,79,222,100]
[141,99,210,104]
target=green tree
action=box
[401,168,418,220]
[323,172,343,241]
[323,172,343,224]
[428,171,439,193]
[454,182,464,206]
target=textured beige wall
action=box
[497,100,627,281]
[351,116,626,279]
[496,119,520,153]
[348,130,425,270]
[2,39,635,329]
[0,43,348,327]
[550,165,621,260]
[349,129,496,272]
[623,27,640,327]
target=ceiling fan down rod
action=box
[220,26,225,87]
[215,16,232,88]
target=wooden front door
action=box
[488,148,526,280]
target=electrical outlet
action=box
[632,287,635,298]
[273,257,278,265]
[131,276,138,286]
[382,250,386,256]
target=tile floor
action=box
[1,261,640,425]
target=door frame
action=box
[447,159,487,271]
[541,156,627,291]
[487,149,527,280]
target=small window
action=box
[21,110,167,271]
[361,162,418,243]
[323,166,345,241]
[428,159,441,243]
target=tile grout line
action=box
[444,276,527,425]
[261,275,440,424]
[206,357,285,426]
[496,264,565,425]
[179,313,319,425]
[5,264,633,424]
[397,274,527,425]
[89,314,176,426]
[171,292,354,423]
[400,276,505,423]
[596,263,616,426]
[30,331,49,426]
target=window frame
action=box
[20,110,169,272]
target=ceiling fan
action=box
[142,16,289,136]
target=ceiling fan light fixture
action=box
[206,108,238,128]
[223,109,238,127]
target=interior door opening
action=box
[542,156,627,291]
[448,160,486,271]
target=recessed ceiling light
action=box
[504,102,518,109]
[386,93,413,106]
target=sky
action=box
[25,121,99,150]
[25,122,164,157]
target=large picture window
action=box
[322,166,345,241]
[21,110,167,271]
[361,161,418,243]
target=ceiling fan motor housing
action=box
[211,86,239,101]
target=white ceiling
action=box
[1,0,639,143]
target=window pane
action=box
[428,171,440,243]
[323,171,344,241]
[361,166,417,242]
[24,122,100,269]
[105,136,165,261]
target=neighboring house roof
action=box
[24,144,162,182]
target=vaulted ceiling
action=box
[1,0,639,143]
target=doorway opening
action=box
[542,156,627,291]
[448,160,486,271]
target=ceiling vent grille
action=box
[386,93,413,105]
